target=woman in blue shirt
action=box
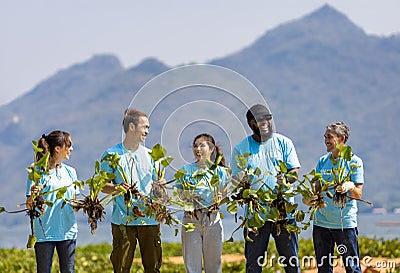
[176,133,229,273]
[26,130,79,273]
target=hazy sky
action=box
[1,0,399,106]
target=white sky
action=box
[1,0,399,106]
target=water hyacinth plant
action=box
[296,144,372,229]
[226,153,307,241]
[146,144,184,230]
[68,159,116,235]
[0,141,81,248]
[172,153,229,224]
[330,144,361,208]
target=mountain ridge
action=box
[1,5,399,227]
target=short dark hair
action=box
[122,108,148,133]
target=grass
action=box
[0,237,399,272]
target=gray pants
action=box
[181,211,223,273]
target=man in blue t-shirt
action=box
[304,121,364,273]
[101,108,163,273]
[230,104,301,273]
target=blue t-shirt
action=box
[230,134,300,217]
[176,163,229,209]
[314,152,364,229]
[100,143,158,226]
[26,164,79,242]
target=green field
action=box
[1,237,399,272]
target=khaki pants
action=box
[181,211,223,273]
[110,223,162,273]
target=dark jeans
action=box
[244,219,300,273]
[313,225,362,273]
[34,239,76,273]
[111,223,162,273]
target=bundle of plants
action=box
[174,154,228,218]
[295,171,331,232]
[226,153,271,241]
[227,155,308,241]
[69,160,116,235]
[146,144,183,227]
[0,141,73,248]
[329,145,372,208]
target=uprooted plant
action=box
[296,169,330,227]
[172,153,228,222]
[145,144,183,230]
[67,159,116,235]
[330,144,362,208]
[100,145,194,234]
[226,153,308,242]
[0,141,79,248]
[24,141,50,248]
[296,144,372,230]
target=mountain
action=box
[1,5,399,226]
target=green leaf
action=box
[285,202,298,214]
[266,207,280,221]
[115,185,127,194]
[254,167,262,177]
[259,190,271,202]
[73,180,85,189]
[31,141,43,154]
[183,223,196,232]
[149,144,167,161]
[338,145,352,161]
[0,207,5,213]
[227,201,238,214]
[248,212,265,228]
[295,210,306,222]
[26,234,37,249]
[278,160,288,173]
[44,200,53,207]
[36,152,50,169]
[95,161,100,174]
[235,154,248,170]
[243,189,257,199]
[191,169,206,178]
[174,169,187,180]
[210,173,220,187]
[56,186,68,199]
[160,156,173,167]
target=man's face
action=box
[324,129,343,153]
[132,116,150,143]
[249,115,273,140]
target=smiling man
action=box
[309,121,364,273]
[230,104,301,273]
[100,108,162,273]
